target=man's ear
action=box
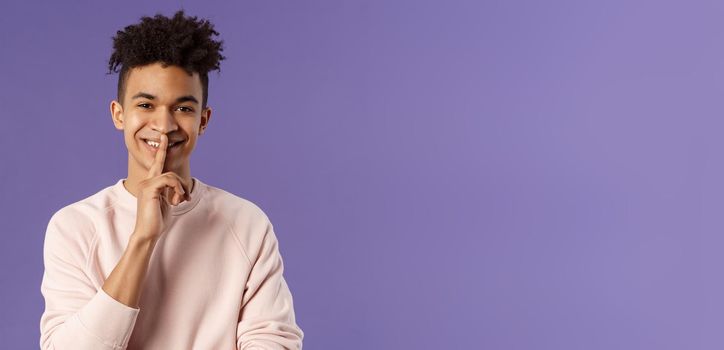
[199,106,212,135]
[110,100,124,130]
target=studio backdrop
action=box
[2,0,724,349]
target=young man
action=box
[39,10,304,349]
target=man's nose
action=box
[150,109,178,134]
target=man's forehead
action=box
[125,63,202,99]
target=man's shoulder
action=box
[48,181,119,230]
[202,183,271,224]
[44,182,119,249]
[201,183,279,262]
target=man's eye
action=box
[138,103,151,109]
[177,106,194,112]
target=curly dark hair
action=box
[107,10,226,109]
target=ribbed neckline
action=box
[113,176,205,216]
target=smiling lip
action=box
[141,138,183,153]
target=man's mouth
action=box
[141,138,184,152]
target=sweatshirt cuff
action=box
[77,288,140,347]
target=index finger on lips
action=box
[147,134,168,179]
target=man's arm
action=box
[236,222,304,349]
[104,134,188,308]
[102,234,158,308]
[39,210,143,350]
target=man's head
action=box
[108,10,225,177]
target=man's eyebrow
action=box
[131,92,199,105]
[175,95,199,105]
[131,92,156,100]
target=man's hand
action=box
[132,133,191,242]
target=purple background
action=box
[1,0,723,348]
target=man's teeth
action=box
[145,140,178,148]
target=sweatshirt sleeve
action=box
[39,209,140,350]
[236,221,304,350]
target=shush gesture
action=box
[132,133,191,242]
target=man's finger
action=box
[147,134,168,179]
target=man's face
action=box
[110,62,211,176]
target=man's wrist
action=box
[128,232,158,250]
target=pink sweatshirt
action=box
[39,177,304,349]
